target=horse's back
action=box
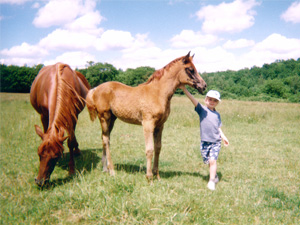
[30,63,89,115]
[30,65,56,113]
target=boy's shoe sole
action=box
[207,181,215,191]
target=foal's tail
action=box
[86,88,98,121]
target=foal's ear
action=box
[35,125,44,140]
[183,51,191,64]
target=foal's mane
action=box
[143,55,185,85]
[53,64,85,136]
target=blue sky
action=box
[1,0,300,72]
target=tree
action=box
[84,63,119,87]
[263,79,287,98]
[0,64,40,92]
[116,66,155,86]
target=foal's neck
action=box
[153,73,179,103]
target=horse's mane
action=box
[142,56,185,85]
[53,64,85,136]
[76,71,91,90]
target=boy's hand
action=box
[223,138,229,146]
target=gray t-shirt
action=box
[195,103,222,142]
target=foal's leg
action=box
[153,125,164,180]
[100,112,116,176]
[142,121,155,182]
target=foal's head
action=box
[177,52,207,94]
[34,125,67,186]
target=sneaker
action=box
[207,180,215,191]
[214,175,219,184]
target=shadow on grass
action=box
[57,148,101,172]
[39,148,101,189]
[115,162,223,182]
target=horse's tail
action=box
[86,88,98,121]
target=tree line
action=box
[1,58,299,103]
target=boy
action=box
[180,86,229,191]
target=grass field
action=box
[0,92,299,224]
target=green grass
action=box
[1,92,299,224]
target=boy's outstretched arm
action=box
[219,128,229,146]
[179,85,199,107]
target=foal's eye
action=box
[188,67,194,74]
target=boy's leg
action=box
[209,159,217,181]
[200,141,210,164]
[207,141,221,190]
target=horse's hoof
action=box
[74,148,81,157]
[69,169,76,176]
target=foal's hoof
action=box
[110,170,115,176]
[146,175,154,185]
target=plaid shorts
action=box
[200,141,221,164]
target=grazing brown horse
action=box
[30,63,90,186]
[86,52,206,182]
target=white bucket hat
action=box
[206,90,221,101]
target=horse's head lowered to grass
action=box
[30,63,90,187]
[178,51,206,94]
[34,125,67,186]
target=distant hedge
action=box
[1,58,299,103]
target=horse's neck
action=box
[46,125,58,139]
[48,79,58,126]
[155,69,180,101]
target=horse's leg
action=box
[71,123,81,156]
[67,119,80,175]
[100,112,116,176]
[143,121,155,182]
[67,136,76,175]
[153,125,164,180]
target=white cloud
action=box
[170,30,218,48]
[0,42,48,66]
[33,0,81,28]
[0,57,38,66]
[95,30,135,51]
[121,33,155,53]
[38,29,99,51]
[281,1,300,24]
[238,33,300,69]
[223,38,255,49]
[1,42,48,57]
[32,0,101,29]
[113,48,191,70]
[65,11,103,34]
[193,46,238,72]
[43,51,96,69]
[196,0,260,34]
[253,33,300,55]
